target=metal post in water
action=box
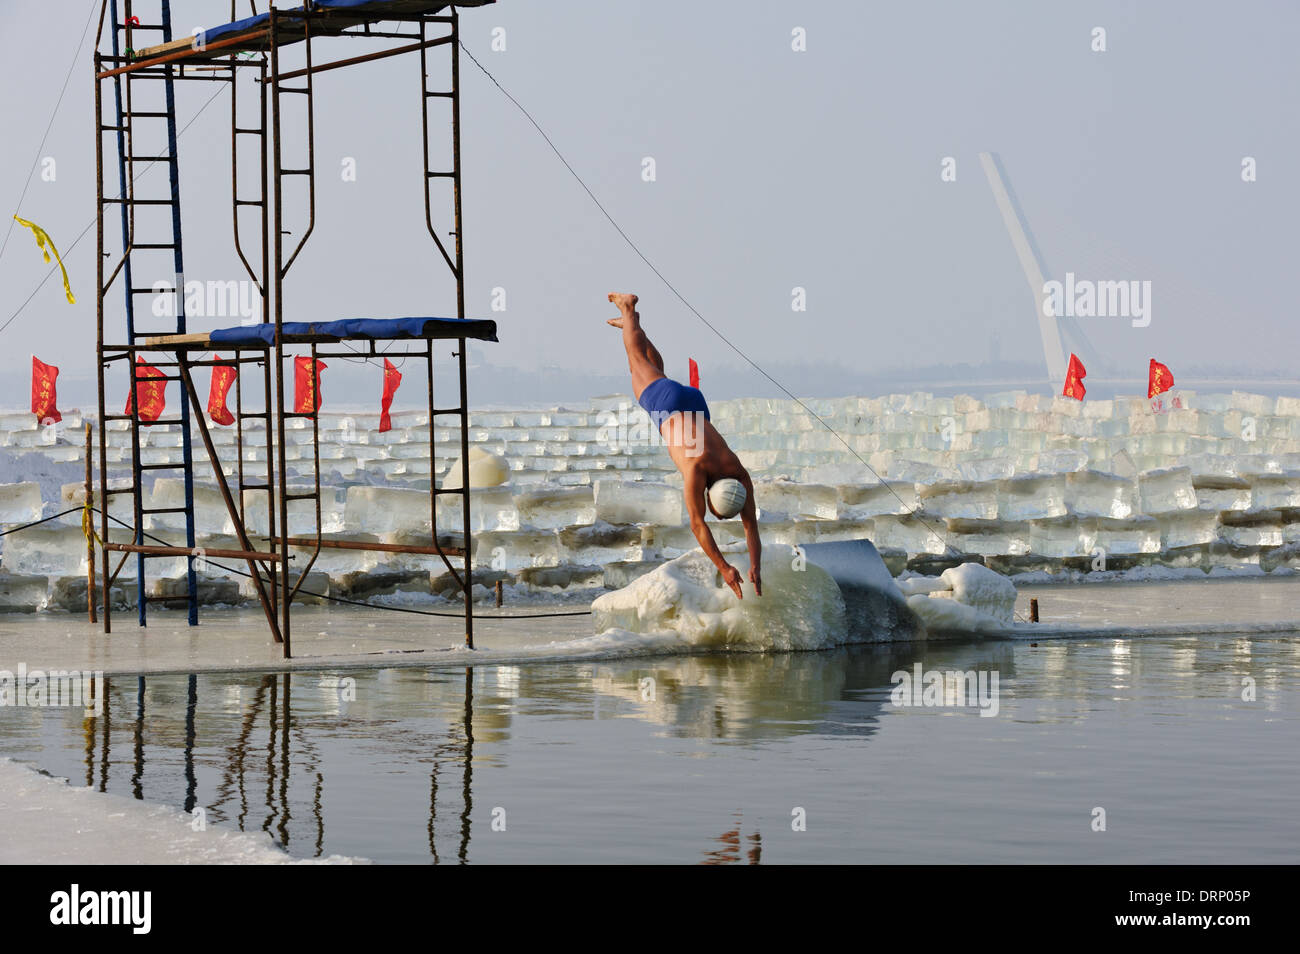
[85,422,97,623]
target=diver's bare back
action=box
[662,416,742,479]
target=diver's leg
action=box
[644,336,665,374]
[608,293,665,397]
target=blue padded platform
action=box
[209,316,498,347]
[312,0,491,9]
[202,1,494,51]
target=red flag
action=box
[125,357,167,422]
[1062,353,1087,401]
[688,358,699,389]
[293,355,326,414]
[1148,358,1174,399]
[31,356,62,424]
[378,357,402,433]
[207,354,237,426]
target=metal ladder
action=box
[97,0,199,626]
[229,40,281,623]
[268,5,322,656]
[420,11,475,645]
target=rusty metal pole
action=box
[93,52,112,634]
[1029,597,1039,623]
[450,11,473,650]
[270,6,291,659]
[258,59,276,622]
[85,422,97,623]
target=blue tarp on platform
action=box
[209,316,497,347]
[202,1,493,50]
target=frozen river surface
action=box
[2,606,1296,862]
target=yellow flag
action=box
[13,215,76,304]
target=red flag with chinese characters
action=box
[125,357,167,422]
[688,358,699,389]
[378,357,402,433]
[207,355,237,426]
[1148,358,1174,399]
[31,356,62,424]
[293,355,326,415]
[1062,353,1087,401]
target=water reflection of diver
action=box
[574,643,1017,742]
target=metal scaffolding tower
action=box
[94,0,497,657]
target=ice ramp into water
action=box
[798,539,925,643]
[590,550,849,652]
[589,541,926,652]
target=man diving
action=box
[607,292,761,598]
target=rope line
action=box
[82,495,103,547]
[0,33,973,624]
[87,507,593,619]
[458,42,954,554]
[4,33,954,551]
[5,505,1016,624]
[0,0,99,267]
[0,506,84,536]
[0,81,228,337]
[1,506,588,617]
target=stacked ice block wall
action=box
[1,388,1297,610]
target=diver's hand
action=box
[749,565,762,597]
[721,564,744,599]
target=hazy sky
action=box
[1,0,1296,408]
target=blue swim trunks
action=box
[637,376,710,428]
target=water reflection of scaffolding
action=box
[92,1,498,656]
[80,671,478,862]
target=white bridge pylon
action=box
[980,151,1070,386]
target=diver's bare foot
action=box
[607,292,638,314]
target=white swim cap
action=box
[707,478,747,519]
